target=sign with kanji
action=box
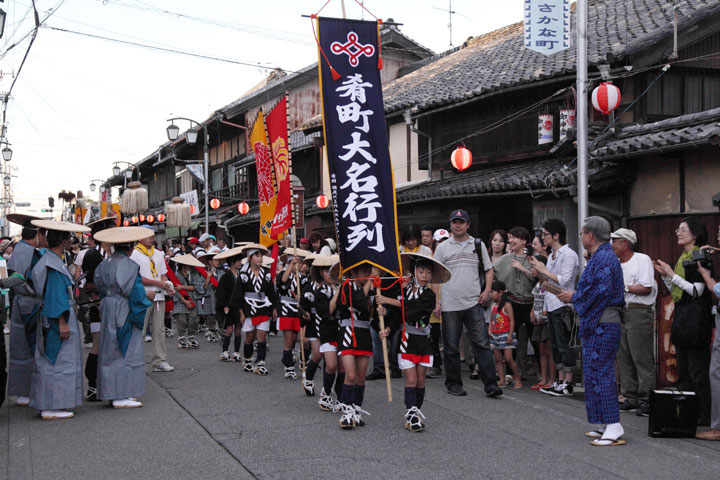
[524,0,570,55]
[316,17,401,276]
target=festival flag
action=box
[316,17,401,276]
[266,96,293,238]
[249,111,278,247]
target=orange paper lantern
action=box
[237,202,250,215]
[146,215,155,223]
[316,195,329,209]
[131,216,138,224]
[123,220,130,227]
[157,213,166,222]
[190,204,196,214]
[139,214,145,222]
[451,146,472,171]
[210,198,221,209]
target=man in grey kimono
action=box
[29,220,90,420]
[94,227,153,408]
[6,214,47,407]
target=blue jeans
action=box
[370,327,400,372]
[442,305,498,391]
[547,307,576,371]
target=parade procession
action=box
[2,0,720,478]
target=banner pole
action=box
[285,92,307,388]
[376,285,393,402]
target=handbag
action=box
[670,300,705,348]
[648,389,698,438]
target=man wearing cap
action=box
[198,233,212,252]
[30,220,90,420]
[611,228,657,417]
[187,237,200,255]
[6,214,47,407]
[130,226,175,372]
[299,238,310,251]
[432,209,501,397]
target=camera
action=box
[682,248,714,270]
[523,246,533,257]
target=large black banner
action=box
[316,16,401,276]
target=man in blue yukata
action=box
[556,216,626,446]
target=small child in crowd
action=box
[489,280,520,388]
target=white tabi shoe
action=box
[16,396,30,406]
[41,410,74,420]
[112,398,144,409]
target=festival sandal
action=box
[254,361,269,376]
[303,379,315,396]
[585,430,605,438]
[591,437,626,446]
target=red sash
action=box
[194,266,219,288]
[165,261,195,308]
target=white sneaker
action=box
[144,334,152,342]
[112,398,143,409]
[220,351,231,361]
[152,361,176,372]
[3,326,9,335]
[41,410,74,420]
[16,396,30,406]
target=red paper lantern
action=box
[592,82,621,115]
[146,215,155,223]
[316,195,329,209]
[157,213,166,222]
[451,146,472,171]
[237,202,250,215]
[123,220,130,227]
[190,204,196,214]
[131,216,138,224]
[210,198,221,209]
[139,214,145,222]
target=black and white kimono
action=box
[230,266,278,330]
[337,281,372,356]
[398,283,436,368]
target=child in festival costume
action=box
[489,280,520,388]
[378,252,451,432]
[170,254,204,349]
[213,247,245,361]
[197,251,221,343]
[276,248,311,379]
[335,262,374,429]
[230,244,278,375]
[300,254,340,398]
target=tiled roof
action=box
[591,107,720,159]
[395,158,627,204]
[382,0,720,115]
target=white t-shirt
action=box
[620,251,657,306]
[130,248,168,289]
[74,248,89,267]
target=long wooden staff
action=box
[376,285,392,402]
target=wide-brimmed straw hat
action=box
[329,260,344,281]
[302,252,318,265]
[214,246,245,261]
[241,255,274,267]
[94,226,154,244]
[170,253,205,267]
[234,241,252,247]
[87,217,119,235]
[279,248,312,264]
[400,252,452,284]
[312,254,340,268]
[240,243,269,256]
[7,213,42,228]
[31,220,91,233]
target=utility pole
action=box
[576,0,588,268]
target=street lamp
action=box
[89,179,106,201]
[166,117,209,234]
[0,9,7,40]
[112,165,121,177]
[3,175,10,187]
[1,146,11,162]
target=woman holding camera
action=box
[696,224,720,440]
[654,217,713,426]
[493,227,537,387]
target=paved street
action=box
[3,333,720,480]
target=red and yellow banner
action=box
[250,111,278,247]
[267,96,292,238]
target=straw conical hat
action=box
[302,252,318,265]
[400,252,452,284]
[279,248,312,264]
[171,253,205,267]
[87,217,119,234]
[240,243,269,256]
[234,241,252,247]
[31,219,91,233]
[312,254,340,268]
[241,255,274,267]
[7,213,42,228]
[94,226,154,244]
[329,260,344,281]
[214,246,245,261]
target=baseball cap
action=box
[433,229,450,241]
[198,233,210,242]
[449,209,470,222]
[187,237,199,244]
[611,228,637,245]
[299,237,309,243]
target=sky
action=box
[0,0,527,228]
